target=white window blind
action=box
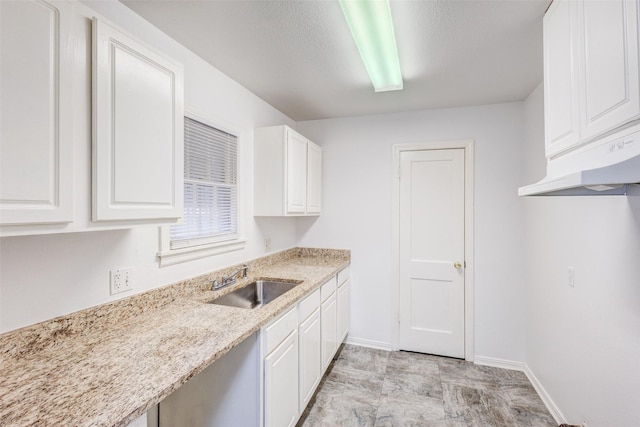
[170,117,238,249]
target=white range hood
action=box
[519,127,640,196]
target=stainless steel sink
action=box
[208,280,301,309]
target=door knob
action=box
[453,261,463,269]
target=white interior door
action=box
[399,148,465,358]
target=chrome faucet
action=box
[212,263,250,290]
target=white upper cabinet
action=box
[254,125,321,216]
[1,5,185,236]
[285,131,308,214]
[92,18,184,222]
[306,141,322,214]
[544,0,640,158]
[0,0,74,225]
[544,0,581,156]
[578,0,640,140]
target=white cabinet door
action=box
[92,18,184,222]
[578,0,640,140]
[306,141,322,214]
[254,125,321,216]
[544,0,581,157]
[264,330,299,427]
[337,279,350,344]
[321,292,338,370]
[285,130,307,214]
[298,308,321,410]
[0,0,74,225]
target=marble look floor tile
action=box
[374,391,446,427]
[499,384,552,412]
[439,359,531,390]
[299,386,379,427]
[385,351,440,376]
[301,346,556,427]
[380,370,443,400]
[334,344,390,374]
[499,385,556,427]
[509,405,557,427]
[298,362,385,427]
[325,364,386,394]
[489,368,532,387]
[442,382,516,426]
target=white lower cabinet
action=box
[337,281,350,344]
[264,330,299,427]
[261,270,350,427]
[320,281,338,370]
[298,289,322,410]
[263,306,299,427]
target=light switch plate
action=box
[568,266,575,288]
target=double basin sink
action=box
[209,279,301,309]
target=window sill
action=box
[157,238,246,267]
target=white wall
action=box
[0,0,298,333]
[296,103,527,361]
[2,4,635,423]
[522,86,640,426]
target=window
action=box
[158,112,245,266]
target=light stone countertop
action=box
[0,248,350,427]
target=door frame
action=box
[391,140,475,361]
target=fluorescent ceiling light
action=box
[339,0,403,92]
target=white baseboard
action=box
[473,355,527,371]
[344,336,393,351]
[522,363,567,425]
[473,356,566,425]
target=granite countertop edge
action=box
[0,247,351,427]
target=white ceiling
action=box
[121,0,549,121]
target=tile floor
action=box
[297,344,557,427]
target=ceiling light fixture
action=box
[339,0,403,92]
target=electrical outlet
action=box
[265,237,271,252]
[110,268,134,295]
[568,266,575,287]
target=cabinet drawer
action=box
[298,289,320,322]
[320,276,337,302]
[337,267,350,286]
[264,306,298,355]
